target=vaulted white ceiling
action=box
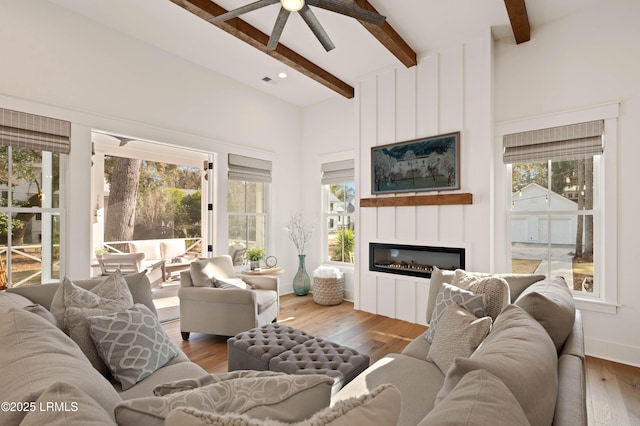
[49,0,605,107]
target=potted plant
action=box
[246,247,265,271]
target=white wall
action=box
[348,33,493,325]
[0,0,304,292]
[301,97,357,299]
[494,0,640,366]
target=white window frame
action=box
[0,147,66,286]
[496,103,619,314]
[227,179,270,255]
[322,182,355,265]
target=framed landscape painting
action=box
[371,132,460,194]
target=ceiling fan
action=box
[209,0,386,52]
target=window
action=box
[0,108,69,288]
[322,160,355,264]
[228,154,271,266]
[505,120,603,298]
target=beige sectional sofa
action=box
[332,269,587,426]
[0,272,208,425]
[0,268,586,425]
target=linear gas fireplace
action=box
[369,243,465,279]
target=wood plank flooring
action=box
[162,294,640,426]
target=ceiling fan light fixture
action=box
[281,0,304,12]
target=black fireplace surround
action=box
[369,243,465,279]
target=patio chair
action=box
[98,252,165,288]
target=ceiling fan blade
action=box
[209,0,280,24]
[267,7,291,50]
[299,5,335,52]
[307,0,385,26]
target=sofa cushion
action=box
[515,276,576,351]
[427,304,492,374]
[89,304,179,391]
[19,381,116,426]
[436,304,557,426]
[332,353,445,426]
[452,270,510,321]
[114,374,333,426]
[164,383,401,426]
[0,308,121,425]
[426,283,488,343]
[419,370,530,426]
[23,304,58,327]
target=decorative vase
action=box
[250,260,260,271]
[293,254,311,296]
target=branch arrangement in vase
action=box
[286,211,314,256]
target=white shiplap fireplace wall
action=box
[354,32,494,325]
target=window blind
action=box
[503,120,603,164]
[0,108,71,154]
[321,159,354,185]
[228,153,272,183]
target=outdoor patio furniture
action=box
[97,252,165,288]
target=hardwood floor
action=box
[163,294,640,426]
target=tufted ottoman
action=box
[227,324,313,371]
[228,324,370,394]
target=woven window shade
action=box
[228,153,272,183]
[321,159,354,185]
[0,108,71,154]
[503,120,603,164]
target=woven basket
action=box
[312,277,345,305]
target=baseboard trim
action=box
[585,337,640,368]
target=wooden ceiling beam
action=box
[170,0,355,98]
[504,0,530,44]
[349,0,417,68]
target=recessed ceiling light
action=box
[278,72,288,79]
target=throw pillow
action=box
[215,278,253,289]
[89,304,179,391]
[23,304,58,327]
[426,267,456,322]
[436,304,558,426]
[162,383,401,426]
[20,381,116,426]
[452,270,510,321]
[425,283,488,343]
[427,304,492,374]
[51,273,134,328]
[420,370,530,426]
[189,259,225,287]
[514,276,576,351]
[114,375,334,426]
[65,306,125,376]
[153,371,285,396]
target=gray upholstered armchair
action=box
[178,255,279,340]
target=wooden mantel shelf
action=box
[360,193,473,207]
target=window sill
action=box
[575,298,619,314]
